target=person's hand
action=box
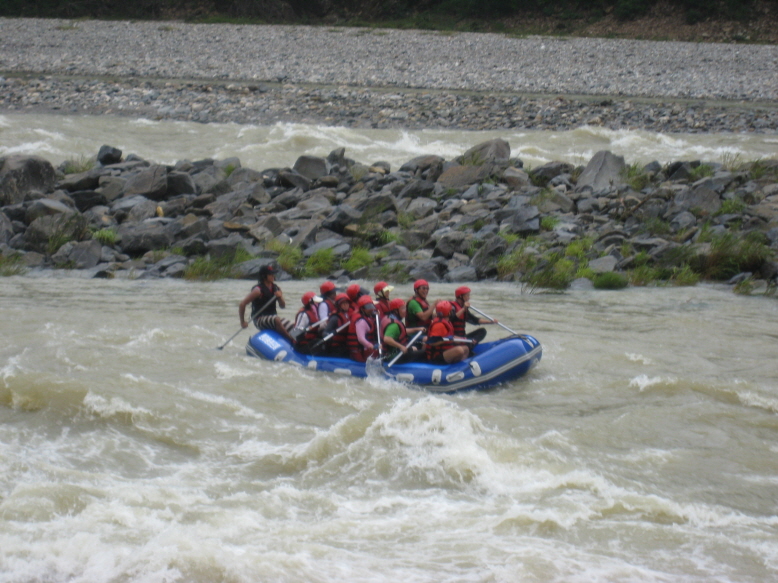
[275,290,283,298]
[241,320,248,329]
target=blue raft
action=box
[246,330,542,393]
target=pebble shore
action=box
[1,18,777,132]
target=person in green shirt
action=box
[405,279,435,331]
[382,298,425,363]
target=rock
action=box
[674,184,722,216]
[25,198,75,224]
[507,205,541,235]
[58,168,103,192]
[321,204,362,233]
[577,150,626,192]
[24,212,87,254]
[445,264,478,282]
[303,237,350,257]
[433,230,469,258]
[293,155,328,181]
[588,255,619,273]
[532,160,574,183]
[406,197,437,220]
[123,165,169,200]
[53,239,103,269]
[0,212,13,244]
[0,155,57,206]
[457,139,511,164]
[70,190,108,213]
[470,234,508,278]
[97,145,122,166]
[233,257,276,279]
[437,164,493,189]
[502,167,531,190]
[117,220,173,256]
[192,166,231,196]
[166,171,197,196]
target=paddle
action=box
[309,321,350,352]
[374,312,383,360]
[469,305,526,338]
[386,330,424,368]
[218,295,277,350]
[290,317,327,340]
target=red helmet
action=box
[301,291,318,306]
[335,293,351,305]
[436,301,453,317]
[455,286,471,297]
[388,298,406,312]
[357,295,375,309]
[346,283,361,301]
[413,279,429,290]
[373,281,388,296]
[320,280,336,295]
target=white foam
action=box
[629,374,673,391]
[626,352,654,365]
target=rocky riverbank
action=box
[2,142,777,295]
[3,74,777,133]
[1,18,778,133]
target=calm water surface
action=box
[1,275,777,582]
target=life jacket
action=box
[380,314,408,344]
[321,297,336,320]
[405,295,430,330]
[449,299,467,338]
[426,317,454,362]
[328,311,351,354]
[251,282,278,321]
[347,316,377,362]
[375,297,392,318]
[295,305,320,349]
[381,314,408,359]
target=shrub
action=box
[523,254,575,290]
[497,247,536,279]
[669,265,700,286]
[305,248,336,276]
[267,240,303,276]
[688,163,715,181]
[540,216,560,231]
[691,231,772,280]
[593,272,629,290]
[0,254,25,277]
[565,237,593,259]
[622,162,651,191]
[91,227,117,246]
[61,155,94,174]
[184,256,234,281]
[342,247,373,272]
[714,198,747,217]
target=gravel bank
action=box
[1,18,777,131]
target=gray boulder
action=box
[52,239,103,269]
[118,220,173,256]
[24,212,87,254]
[321,204,362,233]
[445,264,478,282]
[25,198,74,224]
[0,155,57,206]
[293,155,328,181]
[166,171,197,197]
[674,184,722,216]
[577,150,625,192]
[97,145,122,166]
[0,212,14,244]
[457,139,511,164]
[433,230,470,258]
[123,165,169,201]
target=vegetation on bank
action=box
[2,0,777,40]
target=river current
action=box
[1,114,778,582]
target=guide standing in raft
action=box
[238,265,296,344]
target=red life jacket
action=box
[426,317,454,362]
[328,311,350,353]
[347,316,376,362]
[375,297,391,318]
[405,295,430,330]
[295,305,320,349]
[449,299,468,338]
[380,314,408,344]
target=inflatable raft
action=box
[245,330,542,393]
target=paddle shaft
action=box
[469,305,523,337]
[387,330,424,368]
[311,321,350,349]
[218,295,277,350]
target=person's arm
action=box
[294,312,310,331]
[273,284,286,309]
[318,302,329,321]
[238,289,262,328]
[355,319,373,350]
[382,323,405,353]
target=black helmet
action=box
[258,264,276,280]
